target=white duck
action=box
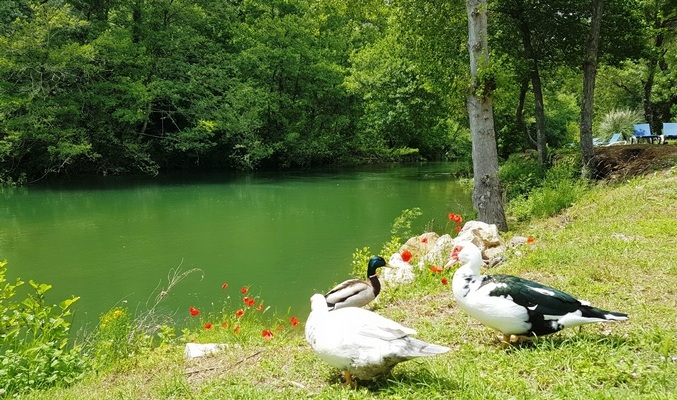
[305,294,450,384]
[325,256,388,310]
[448,241,628,342]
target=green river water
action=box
[0,163,472,331]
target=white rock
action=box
[453,220,506,267]
[184,343,228,359]
[418,234,455,269]
[381,252,415,286]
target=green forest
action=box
[0,0,675,184]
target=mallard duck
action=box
[448,241,628,342]
[305,294,450,384]
[325,255,387,310]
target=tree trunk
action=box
[580,0,603,179]
[466,0,508,232]
[517,19,547,165]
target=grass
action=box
[15,169,677,400]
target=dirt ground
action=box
[590,143,677,181]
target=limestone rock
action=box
[418,234,455,270]
[453,220,506,268]
[381,252,415,286]
[184,343,228,359]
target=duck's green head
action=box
[367,255,387,277]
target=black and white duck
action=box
[448,241,628,342]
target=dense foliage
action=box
[0,261,87,395]
[0,0,675,184]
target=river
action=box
[0,163,472,332]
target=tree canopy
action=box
[0,0,674,184]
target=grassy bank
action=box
[14,169,677,400]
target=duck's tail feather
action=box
[581,306,629,321]
[404,338,451,357]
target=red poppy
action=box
[441,278,449,285]
[221,321,229,328]
[401,249,413,263]
[421,237,428,243]
[204,322,212,330]
[262,330,274,340]
[235,309,244,318]
[243,296,249,303]
[256,303,263,311]
[429,265,443,273]
[189,306,200,317]
[448,213,456,220]
[455,225,462,232]
[241,286,249,294]
[233,325,240,334]
[246,298,255,307]
[276,325,283,332]
[290,316,299,327]
[455,215,463,224]
[221,282,229,289]
[527,236,535,244]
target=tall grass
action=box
[597,108,643,141]
[501,151,588,222]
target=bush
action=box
[0,261,88,396]
[507,156,587,221]
[499,151,545,201]
[597,108,643,141]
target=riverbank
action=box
[15,166,677,399]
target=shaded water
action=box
[0,163,472,331]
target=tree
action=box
[466,0,508,231]
[580,0,604,178]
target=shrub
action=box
[507,157,587,221]
[0,261,88,396]
[499,151,545,201]
[597,108,643,141]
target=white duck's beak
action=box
[444,246,462,269]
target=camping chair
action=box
[606,133,627,146]
[663,122,677,140]
[633,123,660,143]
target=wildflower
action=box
[262,330,274,340]
[276,325,284,332]
[455,225,462,232]
[441,278,449,285]
[233,325,240,334]
[401,249,413,263]
[421,237,428,243]
[221,282,229,289]
[189,306,200,317]
[256,303,263,311]
[235,309,244,318]
[527,236,535,244]
[290,316,299,327]
[455,215,463,224]
[448,213,456,220]
[246,298,255,307]
[221,321,228,328]
[205,322,212,330]
[241,286,249,294]
[430,266,443,273]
